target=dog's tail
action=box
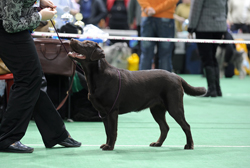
[181,78,207,96]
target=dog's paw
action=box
[184,143,194,150]
[149,142,162,147]
[101,144,114,151]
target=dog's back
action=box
[114,69,206,113]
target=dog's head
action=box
[68,39,105,63]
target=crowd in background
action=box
[48,0,250,69]
[49,0,250,35]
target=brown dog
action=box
[68,39,206,151]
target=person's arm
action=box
[88,0,108,25]
[128,0,136,28]
[154,0,179,15]
[227,0,233,26]
[3,0,41,33]
[174,14,185,23]
[187,0,204,34]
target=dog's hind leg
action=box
[149,105,169,147]
[168,100,194,149]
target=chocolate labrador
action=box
[68,39,206,151]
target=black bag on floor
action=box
[185,43,202,74]
[71,71,101,121]
[71,89,102,122]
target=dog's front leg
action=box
[100,116,110,149]
[101,111,118,151]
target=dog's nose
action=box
[71,38,74,41]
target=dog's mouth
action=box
[68,51,86,59]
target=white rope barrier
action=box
[32,31,250,44]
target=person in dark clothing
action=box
[217,31,245,78]
[77,0,107,26]
[0,0,81,153]
[107,0,129,45]
[188,0,227,97]
[107,0,129,30]
[220,32,236,67]
[127,0,142,56]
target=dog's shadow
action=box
[80,146,184,156]
[82,146,229,160]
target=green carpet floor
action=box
[0,75,250,168]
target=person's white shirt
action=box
[227,0,250,25]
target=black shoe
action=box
[203,66,217,97]
[59,136,81,147]
[214,66,222,97]
[0,141,34,153]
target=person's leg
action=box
[196,32,217,97]
[239,24,249,33]
[33,75,69,148]
[0,27,79,150]
[224,44,234,63]
[196,32,216,67]
[25,41,80,148]
[139,17,156,70]
[0,29,43,149]
[137,25,141,57]
[230,24,240,33]
[212,32,224,96]
[34,75,81,148]
[156,18,175,71]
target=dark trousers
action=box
[230,24,250,33]
[0,21,68,149]
[196,32,225,67]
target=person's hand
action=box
[130,24,134,29]
[70,9,79,16]
[178,17,185,23]
[173,14,185,23]
[226,20,231,29]
[39,8,57,21]
[40,0,56,9]
[188,33,193,39]
[147,7,155,16]
[144,7,155,17]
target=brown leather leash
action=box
[49,19,78,111]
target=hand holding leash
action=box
[39,7,57,21]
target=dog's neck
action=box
[82,58,113,95]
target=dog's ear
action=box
[90,43,105,61]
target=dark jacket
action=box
[80,0,107,25]
[0,0,40,33]
[188,0,227,33]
